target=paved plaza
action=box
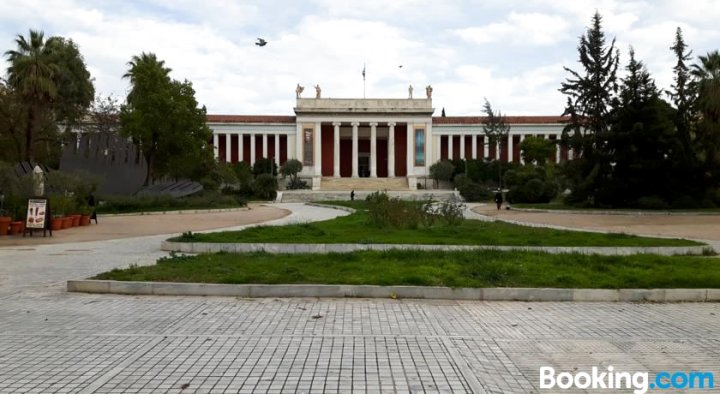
[0,203,718,393]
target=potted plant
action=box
[0,210,10,236]
[79,204,92,226]
[9,220,24,235]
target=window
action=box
[414,128,425,166]
[303,128,313,165]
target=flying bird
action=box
[255,38,267,47]
[398,65,403,68]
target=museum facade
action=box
[208,97,569,190]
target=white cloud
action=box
[2,0,720,117]
[454,12,570,46]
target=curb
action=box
[67,280,720,302]
[509,207,720,216]
[100,207,249,217]
[305,202,357,213]
[160,240,708,256]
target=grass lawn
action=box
[93,250,720,289]
[170,201,701,247]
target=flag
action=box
[362,64,366,80]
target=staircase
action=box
[319,177,409,191]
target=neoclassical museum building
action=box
[208,95,569,190]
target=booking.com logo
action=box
[540,366,714,393]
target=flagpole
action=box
[362,63,366,98]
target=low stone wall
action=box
[161,240,708,256]
[67,280,720,302]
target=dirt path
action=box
[0,203,290,246]
[472,204,720,241]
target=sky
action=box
[1,0,719,116]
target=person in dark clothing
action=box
[350,190,355,201]
[87,192,98,224]
[494,191,503,210]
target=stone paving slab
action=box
[1,203,719,393]
[0,295,718,393]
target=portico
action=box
[295,98,433,190]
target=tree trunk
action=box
[143,152,154,186]
[25,106,35,162]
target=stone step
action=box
[279,190,462,202]
[319,177,408,191]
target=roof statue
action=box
[426,85,433,99]
[295,83,304,98]
[408,84,413,99]
[314,84,321,99]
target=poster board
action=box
[25,198,51,236]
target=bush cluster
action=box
[364,191,465,229]
[504,166,558,203]
[96,192,245,214]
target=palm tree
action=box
[4,30,60,161]
[691,50,720,122]
[691,50,720,171]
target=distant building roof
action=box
[206,114,567,125]
[432,116,568,125]
[207,115,296,123]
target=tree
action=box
[559,12,619,205]
[0,81,25,162]
[560,12,619,157]
[482,98,510,188]
[519,136,556,165]
[4,30,94,164]
[667,27,695,158]
[49,38,95,132]
[607,49,679,206]
[4,30,59,162]
[120,52,213,186]
[429,160,454,187]
[691,50,720,191]
[279,159,304,188]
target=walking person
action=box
[494,191,503,210]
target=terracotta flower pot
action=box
[0,216,10,236]
[9,221,24,235]
[62,216,73,229]
[80,215,91,226]
[71,214,81,227]
[51,218,63,231]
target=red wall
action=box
[395,124,407,176]
[377,139,388,177]
[440,136,448,160]
[280,135,288,164]
[321,125,334,176]
[340,140,352,177]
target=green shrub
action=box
[636,196,670,210]
[252,173,278,200]
[455,175,493,202]
[504,166,558,203]
[252,158,278,176]
[97,192,245,214]
[429,160,455,187]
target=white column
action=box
[508,134,514,163]
[483,136,489,158]
[333,122,341,177]
[274,134,280,167]
[472,134,477,159]
[238,133,244,163]
[288,134,296,160]
[425,122,433,173]
[294,124,302,162]
[370,122,378,178]
[555,134,561,164]
[250,133,256,165]
[225,134,232,163]
[434,135,441,165]
[351,122,359,178]
[448,135,454,160]
[388,122,396,177]
[314,122,321,176]
[406,124,413,176]
[262,133,268,158]
[495,138,500,161]
[459,134,465,160]
[213,133,219,159]
[568,147,574,160]
[520,134,525,164]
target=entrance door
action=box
[358,155,370,177]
